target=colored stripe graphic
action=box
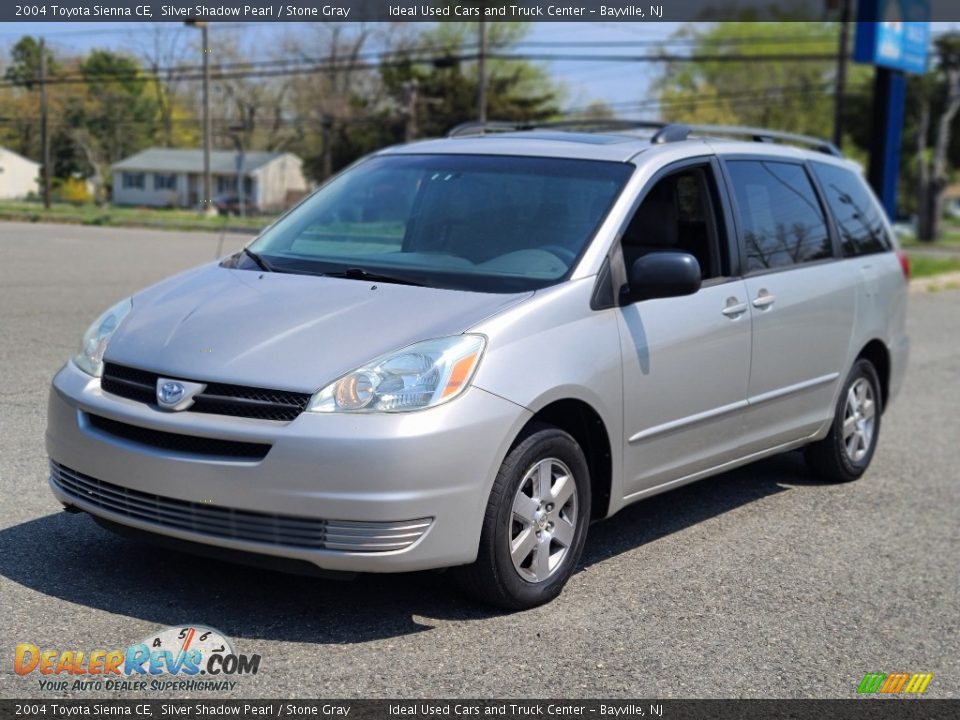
[856,672,933,694]
[857,673,886,693]
[903,673,933,694]
[879,672,909,693]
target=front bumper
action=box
[46,361,531,572]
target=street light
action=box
[185,19,213,215]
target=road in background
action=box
[0,223,957,698]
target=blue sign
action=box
[854,0,931,75]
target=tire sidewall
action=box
[489,429,592,608]
[832,360,882,478]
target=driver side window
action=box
[620,165,728,281]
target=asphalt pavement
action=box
[0,222,957,699]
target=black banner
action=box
[2,0,960,24]
[1,701,960,720]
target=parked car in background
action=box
[46,121,909,609]
[213,195,243,216]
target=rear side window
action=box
[726,160,832,273]
[811,163,893,257]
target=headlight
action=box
[73,298,132,377]
[307,335,486,413]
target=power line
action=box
[0,50,853,90]
[1,85,870,127]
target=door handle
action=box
[752,289,776,309]
[721,298,748,318]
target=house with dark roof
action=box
[111,148,309,211]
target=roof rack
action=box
[445,119,842,157]
[682,124,841,157]
[446,118,669,138]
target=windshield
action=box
[244,154,633,292]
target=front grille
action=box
[50,461,432,552]
[87,414,271,461]
[101,363,311,422]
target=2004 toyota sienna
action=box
[46,122,910,609]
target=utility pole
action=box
[832,0,853,149]
[321,116,333,180]
[477,20,487,123]
[185,20,212,214]
[228,128,246,219]
[39,36,51,210]
[403,80,419,142]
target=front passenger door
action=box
[617,161,753,499]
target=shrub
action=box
[60,178,93,206]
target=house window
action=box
[154,173,177,191]
[217,176,238,195]
[122,173,145,190]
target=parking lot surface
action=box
[1,222,957,698]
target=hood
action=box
[104,263,531,391]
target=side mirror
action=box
[623,252,701,304]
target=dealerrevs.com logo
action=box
[14,624,261,692]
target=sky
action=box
[1,20,959,114]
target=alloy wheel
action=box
[509,458,579,583]
[843,377,876,462]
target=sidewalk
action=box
[905,244,960,257]
[910,270,960,293]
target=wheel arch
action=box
[513,398,613,521]
[856,339,890,412]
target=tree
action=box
[915,33,960,242]
[654,22,870,144]
[284,23,410,181]
[132,25,196,147]
[4,36,57,89]
[379,23,560,141]
[0,36,60,162]
[62,50,160,199]
[567,100,617,122]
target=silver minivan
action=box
[46,122,910,609]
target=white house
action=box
[111,148,309,212]
[0,146,40,200]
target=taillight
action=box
[896,250,910,280]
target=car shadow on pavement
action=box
[579,450,822,570]
[0,452,826,643]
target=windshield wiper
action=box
[242,247,273,272]
[325,267,425,287]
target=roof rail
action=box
[445,118,842,157]
[446,118,670,138]
[683,124,842,157]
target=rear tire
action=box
[456,423,591,610]
[805,359,882,483]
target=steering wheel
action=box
[540,245,577,265]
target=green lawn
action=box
[900,224,960,247]
[938,229,960,245]
[0,200,275,233]
[907,254,960,278]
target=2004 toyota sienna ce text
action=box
[46,122,909,609]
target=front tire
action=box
[456,423,591,610]
[805,359,882,483]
